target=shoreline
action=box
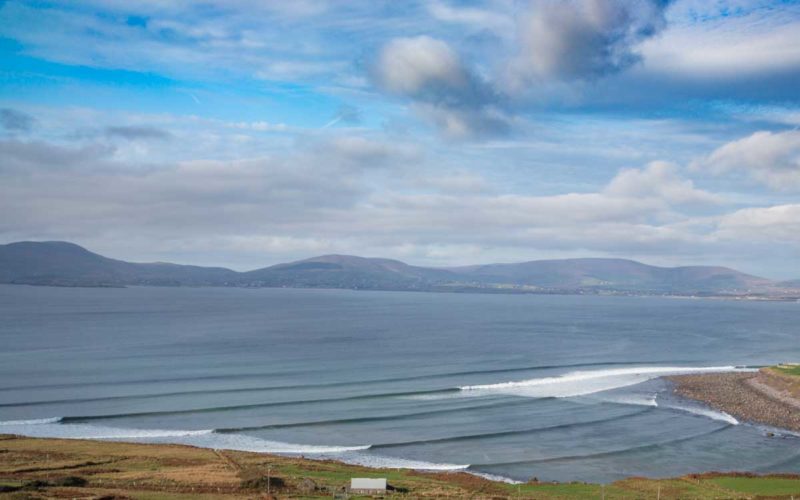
[667,367,800,433]
[3,434,800,498]
[5,282,800,302]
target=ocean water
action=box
[1,284,799,482]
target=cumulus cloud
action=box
[0,108,36,132]
[692,130,800,189]
[374,36,509,139]
[605,161,721,205]
[715,204,800,244]
[0,134,412,238]
[375,163,712,237]
[0,138,706,251]
[371,2,676,136]
[375,36,467,95]
[512,0,672,81]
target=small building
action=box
[350,477,387,494]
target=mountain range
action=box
[0,241,796,297]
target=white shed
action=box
[350,477,387,494]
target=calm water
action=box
[1,284,799,482]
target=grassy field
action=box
[771,364,800,378]
[2,435,800,498]
[763,364,800,401]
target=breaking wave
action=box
[0,418,369,454]
[57,388,461,423]
[0,416,477,474]
[0,417,63,425]
[663,404,739,425]
[459,366,751,398]
[599,393,659,407]
[337,453,469,471]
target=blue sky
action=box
[1,0,799,278]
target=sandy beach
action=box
[668,367,800,433]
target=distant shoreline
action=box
[668,367,800,433]
[4,281,800,302]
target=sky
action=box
[1,0,799,278]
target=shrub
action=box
[53,476,88,487]
[240,473,286,491]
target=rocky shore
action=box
[668,368,800,433]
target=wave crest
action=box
[0,417,63,425]
[459,366,750,398]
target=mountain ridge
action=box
[0,241,793,297]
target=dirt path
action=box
[747,377,800,412]
[213,449,242,472]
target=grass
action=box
[2,435,800,498]
[708,476,800,495]
[773,364,800,377]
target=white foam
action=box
[0,420,214,439]
[335,452,469,471]
[469,471,523,484]
[0,419,368,454]
[401,393,464,401]
[664,404,739,425]
[459,366,751,398]
[0,417,63,425]
[173,431,371,454]
[600,393,659,407]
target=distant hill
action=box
[0,241,783,296]
[0,241,238,286]
[448,258,773,293]
[242,254,457,290]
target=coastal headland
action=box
[3,435,800,499]
[668,364,800,433]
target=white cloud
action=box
[427,1,514,35]
[3,129,799,277]
[715,204,800,244]
[229,121,289,132]
[693,130,800,189]
[640,14,800,80]
[511,0,671,82]
[375,36,468,95]
[605,161,722,205]
[374,36,508,139]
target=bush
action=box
[21,479,51,490]
[53,476,88,487]
[240,473,286,491]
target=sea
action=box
[1,284,799,483]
